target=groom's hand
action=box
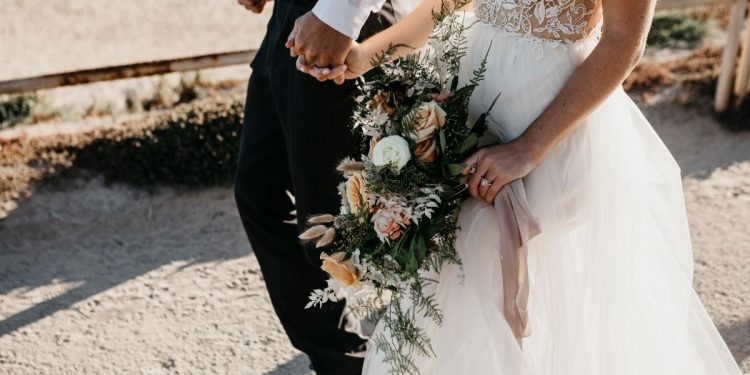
[286,11,353,70]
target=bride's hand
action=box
[462,139,542,204]
[297,42,373,84]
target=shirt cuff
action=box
[312,0,373,40]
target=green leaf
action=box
[409,231,419,252]
[390,234,405,258]
[438,129,447,151]
[471,112,486,133]
[447,163,467,176]
[459,133,478,153]
[415,234,427,262]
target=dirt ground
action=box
[0,1,748,374]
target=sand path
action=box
[0,102,748,374]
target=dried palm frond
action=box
[298,225,327,241]
[308,214,334,224]
[316,227,336,248]
[336,159,365,173]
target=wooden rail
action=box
[0,1,748,111]
[0,50,256,95]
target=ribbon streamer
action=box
[494,179,541,347]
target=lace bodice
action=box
[475,0,601,43]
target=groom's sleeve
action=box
[312,0,389,40]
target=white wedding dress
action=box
[362,0,743,374]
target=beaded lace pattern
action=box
[474,0,601,57]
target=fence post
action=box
[733,1,750,106]
[715,0,748,111]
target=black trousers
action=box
[233,1,395,374]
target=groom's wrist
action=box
[312,1,366,40]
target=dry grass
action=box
[625,47,722,92]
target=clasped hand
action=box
[293,45,369,85]
[285,12,371,84]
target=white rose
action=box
[371,135,411,171]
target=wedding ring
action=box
[480,178,492,187]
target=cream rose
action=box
[320,252,360,286]
[371,135,411,171]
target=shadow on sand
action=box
[265,353,312,375]
[0,176,248,337]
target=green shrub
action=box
[68,94,245,187]
[648,13,709,49]
[0,94,36,130]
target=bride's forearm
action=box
[360,0,465,63]
[517,0,656,164]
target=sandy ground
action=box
[0,101,748,375]
[0,179,310,375]
[0,1,749,374]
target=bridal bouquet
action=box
[302,3,490,374]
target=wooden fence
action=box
[652,0,750,111]
[0,50,256,95]
[0,0,748,111]
[719,0,750,110]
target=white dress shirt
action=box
[312,0,419,40]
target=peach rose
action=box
[345,172,369,215]
[409,101,446,162]
[430,91,454,103]
[371,209,410,241]
[320,252,360,286]
[414,138,438,163]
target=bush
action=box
[647,13,709,49]
[68,94,245,187]
[0,94,35,130]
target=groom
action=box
[234,0,413,373]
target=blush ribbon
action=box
[494,179,541,347]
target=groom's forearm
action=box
[313,0,388,40]
[516,0,656,165]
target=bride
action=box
[300,0,743,374]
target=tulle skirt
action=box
[362,16,742,375]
